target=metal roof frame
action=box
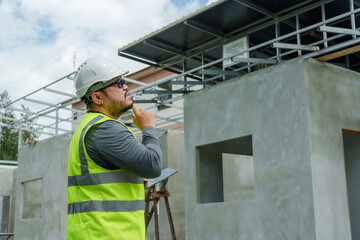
[1,0,360,145]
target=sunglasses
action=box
[98,78,126,91]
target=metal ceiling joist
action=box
[0,123,53,136]
[183,19,224,38]
[118,52,160,67]
[231,57,278,64]
[143,39,185,56]
[7,106,32,115]
[63,107,85,114]
[124,77,151,87]
[119,52,203,81]
[157,95,183,106]
[169,81,215,85]
[154,115,183,125]
[198,70,241,76]
[0,116,18,122]
[160,103,183,111]
[23,98,56,107]
[44,88,76,98]
[272,42,320,51]
[25,121,68,132]
[142,90,189,95]
[133,100,158,104]
[318,25,360,36]
[232,0,276,18]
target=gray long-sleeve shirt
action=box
[84,120,162,178]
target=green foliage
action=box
[0,90,39,160]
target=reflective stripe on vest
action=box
[68,171,143,186]
[79,115,103,175]
[68,199,145,214]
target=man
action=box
[67,57,162,240]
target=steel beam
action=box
[198,70,241,76]
[44,88,76,98]
[143,39,184,56]
[0,123,52,136]
[232,0,276,18]
[133,100,158,103]
[0,116,18,122]
[154,115,184,125]
[184,20,224,38]
[124,77,151,87]
[157,103,183,111]
[118,52,159,67]
[350,0,357,39]
[231,57,277,64]
[169,81,215,85]
[318,25,360,36]
[24,121,68,132]
[272,42,320,51]
[63,107,85,114]
[142,90,188,94]
[24,98,56,107]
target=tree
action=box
[20,104,39,145]
[0,90,39,160]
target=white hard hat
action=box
[74,57,128,99]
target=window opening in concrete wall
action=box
[21,178,43,219]
[343,129,360,240]
[196,135,253,204]
[0,195,10,240]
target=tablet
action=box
[146,168,179,188]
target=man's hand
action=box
[143,178,148,188]
[132,104,156,131]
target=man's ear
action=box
[91,91,103,105]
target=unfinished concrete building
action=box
[1,0,360,239]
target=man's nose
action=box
[123,84,128,90]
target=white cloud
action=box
[0,0,206,101]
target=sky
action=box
[0,0,212,102]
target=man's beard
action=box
[119,103,133,115]
[107,96,133,118]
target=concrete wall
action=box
[304,60,360,240]
[342,130,360,239]
[0,167,16,237]
[184,58,360,240]
[146,130,186,240]
[14,134,71,240]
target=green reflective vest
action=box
[67,112,145,240]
